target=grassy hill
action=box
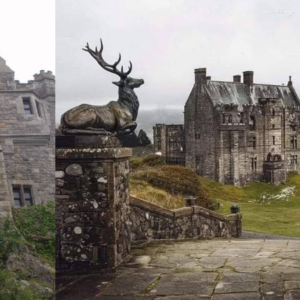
[130,155,300,237]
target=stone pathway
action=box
[56,239,300,300]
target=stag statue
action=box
[61,39,144,136]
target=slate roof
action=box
[203,80,300,107]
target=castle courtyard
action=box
[56,238,300,300]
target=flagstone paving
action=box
[56,239,300,300]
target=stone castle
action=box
[0,57,55,218]
[154,68,300,186]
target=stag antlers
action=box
[83,39,132,79]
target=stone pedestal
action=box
[56,135,132,272]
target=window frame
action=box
[12,185,34,207]
[22,97,33,115]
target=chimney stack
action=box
[243,71,254,86]
[288,75,293,87]
[233,75,241,83]
[194,68,207,84]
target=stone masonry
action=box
[57,239,300,300]
[185,68,300,186]
[154,68,300,186]
[130,196,241,241]
[153,124,185,165]
[55,136,132,272]
[55,135,241,273]
[0,57,55,218]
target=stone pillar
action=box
[55,136,132,272]
[0,146,11,219]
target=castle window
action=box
[24,188,33,206]
[12,185,33,207]
[238,113,244,124]
[249,136,256,149]
[273,136,275,145]
[22,98,33,115]
[249,115,256,130]
[272,108,275,116]
[222,114,226,124]
[291,136,297,149]
[228,114,233,124]
[272,124,275,129]
[291,155,298,166]
[13,187,22,207]
[251,157,257,170]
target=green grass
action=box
[131,163,212,208]
[199,172,300,237]
[12,201,55,265]
[130,154,300,237]
[130,179,185,209]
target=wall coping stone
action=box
[130,196,239,222]
[56,147,132,159]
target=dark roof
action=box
[203,81,300,107]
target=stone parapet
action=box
[130,196,242,241]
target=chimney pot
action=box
[233,75,241,83]
[243,71,254,86]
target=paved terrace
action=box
[56,239,300,300]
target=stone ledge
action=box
[130,196,240,222]
[56,147,132,159]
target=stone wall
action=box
[130,196,242,241]
[153,124,185,165]
[0,56,55,215]
[56,141,132,272]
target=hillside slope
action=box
[130,155,300,237]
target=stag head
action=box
[83,39,144,92]
[83,39,133,78]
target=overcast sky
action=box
[56,0,300,125]
[0,0,55,82]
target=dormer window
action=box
[22,98,33,115]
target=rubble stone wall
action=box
[130,196,242,241]
[55,147,132,272]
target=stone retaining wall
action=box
[130,196,242,241]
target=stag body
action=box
[61,40,144,135]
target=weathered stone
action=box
[0,58,55,215]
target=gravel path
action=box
[242,230,300,240]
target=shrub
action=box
[0,269,49,300]
[12,202,55,264]
[0,218,24,266]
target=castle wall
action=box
[184,69,300,186]
[0,57,55,212]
